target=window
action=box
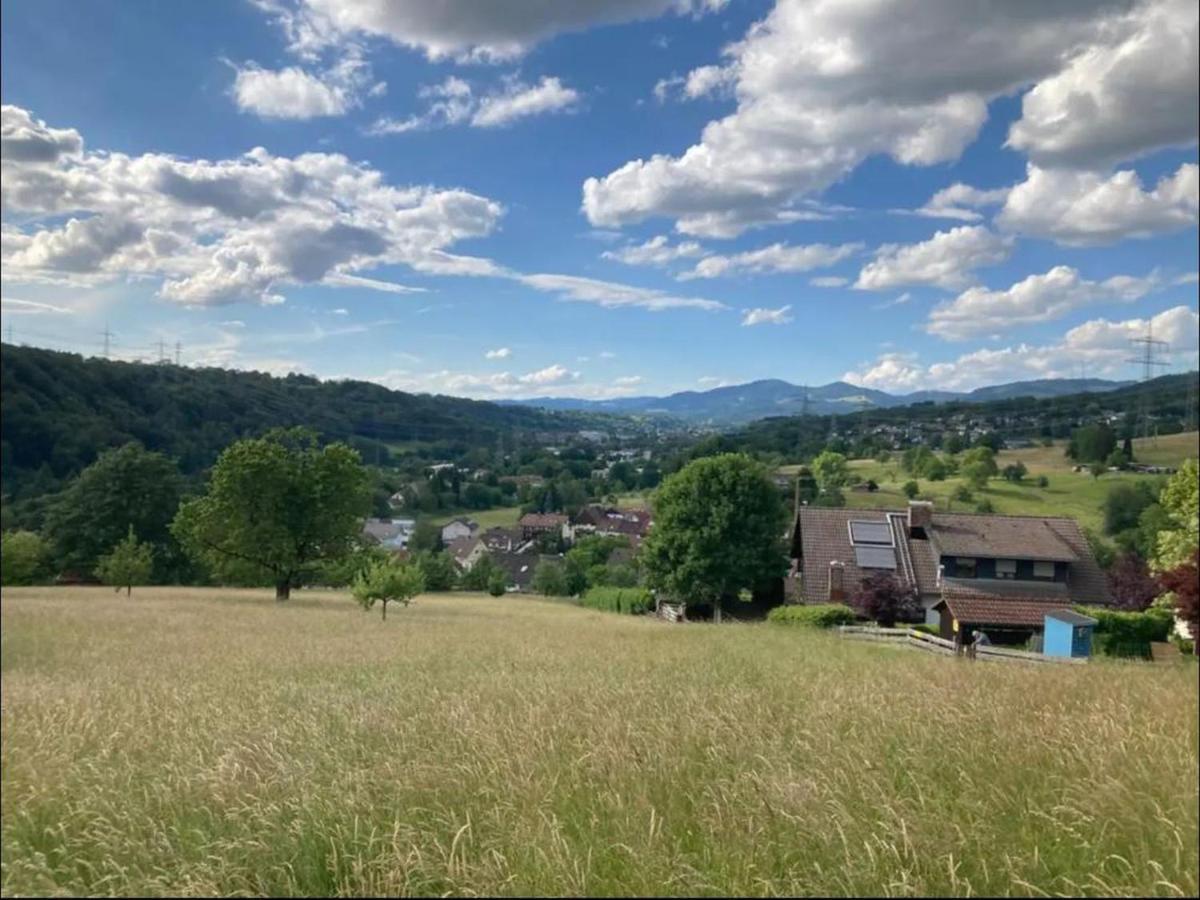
[955,557,977,578]
[995,559,1017,579]
[1033,560,1055,580]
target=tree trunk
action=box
[126,585,131,597]
[381,600,387,621]
[714,601,722,625]
[275,580,291,601]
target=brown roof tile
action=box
[929,516,1078,562]
[939,595,1073,628]
[795,505,1110,607]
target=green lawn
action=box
[421,505,523,530]
[2,587,1196,896]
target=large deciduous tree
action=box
[43,443,183,581]
[640,453,787,623]
[172,428,370,600]
[1152,459,1198,573]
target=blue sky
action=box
[2,0,1197,399]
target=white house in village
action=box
[440,517,478,544]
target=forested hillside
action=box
[0,344,590,500]
[719,372,1198,460]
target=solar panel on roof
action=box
[849,520,893,545]
[854,546,897,569]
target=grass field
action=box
[2,588,1196,897]
[422,505,522,531]
[783,432,1199,533]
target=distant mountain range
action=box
[505,377,1134,425]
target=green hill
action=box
[0,344,592,501]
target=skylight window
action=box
[849,520,893,546]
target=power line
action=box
[1126,323,1170,440]
[102,324,113,359]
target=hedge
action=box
[580,586,653,615]
[1075,605,1174,658]
[767,603,857,628]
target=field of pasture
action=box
[833,431,1199,533]
[2,587,1197,897]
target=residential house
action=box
[491,551,553,592]
[479,526,527,553]
[571,505,652,545]
[446,536,488,571]
[519,512,569,542]
[792,501,1110,646]
[440,517,478,544]
[361,517,415,550]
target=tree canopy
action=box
[1152,459,1198,573]
[172,428,370,600]
[640,453,787,621]
[43,442,184,581]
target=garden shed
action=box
[1043,609,1097,659]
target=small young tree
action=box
[1037,475,1050,489]
[902,480,920,500]
[95,526,154,596]
[352,558,425,621]
[850,573,920,627]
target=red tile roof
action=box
[939,595,1073,628]
[519,512,568,528]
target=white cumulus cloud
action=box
[926,266,1162,340]
[741,305,792,326]
[855,226,1011,292]
[583,0,1195,238]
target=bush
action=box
[910,623,938,635]
[579,586,652,615]
[1076,605,1174,658]
[974,499,995,514]
[531,559,569,596]
[767,603,857,628]
[0,530,47,585]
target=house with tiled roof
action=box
[440,517,478,544]
[518,512,569,541]
[571,505,652,543]
[793,501,1110,644]
[445,535,487,571]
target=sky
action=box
[1,0,1198,400]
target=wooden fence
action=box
[836,625,1086,664]
[657,602,685,623]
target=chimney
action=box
[907,500,933,537]
[828,560,846,602]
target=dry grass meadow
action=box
[2,587,1197,897]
